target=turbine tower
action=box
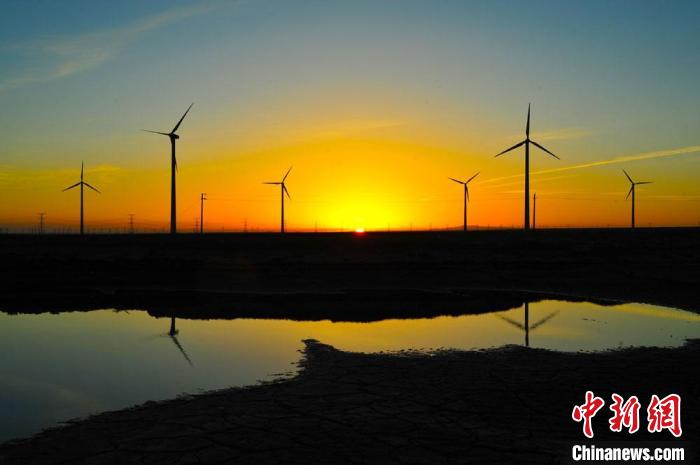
[62,162,100,235]
[143,103,194,234]
[448,172,479,231]
[495,104,559,230]
[264,166,292,233]
[623,170,652,229]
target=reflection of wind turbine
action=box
[495,104,559,230]
[623,170,652,229]
[62,162,100,235]
[448,172,479,231]
[496,302,559,347]
[264,166,292,233]
[143,103,194,234]
[167,317,193,366]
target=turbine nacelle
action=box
[265,166,293,233]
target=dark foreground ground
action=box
[1,228,699,316]
[1,228,698,463]
[1,339,697,464]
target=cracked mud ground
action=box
[1,340,697,464]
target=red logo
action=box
[609,394,641,434]
[572,392,682,438]
[647,394,682,437]
[572,391,606,438]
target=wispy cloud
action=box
[480,144,700,185]
[480,173,580,190]
[0,1,235,93]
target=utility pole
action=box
[200,193,207,234]
[128,214,135,234]
[38,212,46,234]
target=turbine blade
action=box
[81,161,84,180]
[448,177,464,185]
[530,310,560,331]
[283,184,291,200]
[169,335,193,366]
[495,140,526,157]
[495,314,526,331]
[622,169,633,183]
[142,129,170,136]
[530,140,559,159]
[625,185,634,200]
[526,103,531,138]
[283,165,293,182]
[465,185,469,201]
[172,103,194,133]
[62,182,81,192]
[263,182,281,185]
[636,181,652,185]
[466,171,480,184]
[84,182,101,194]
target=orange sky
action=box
[2,132,699,232]
[1,1,699,232]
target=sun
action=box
[354,228,365,234]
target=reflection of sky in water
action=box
[1,300,698,442]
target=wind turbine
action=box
[448,172,479,231]
[62,162,100,235]
[143,103,194,234]
[495,104,559,230]
[623,170,652,229]
[264,166,292,233]
[496,302,559,347]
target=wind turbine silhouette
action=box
[264,166,292,233]
[496,302,559,347]
[62,162,100,235]
[495,104,559,230]
[143,103,194,234]
[448,172,479,231]
[623,170,652,229]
